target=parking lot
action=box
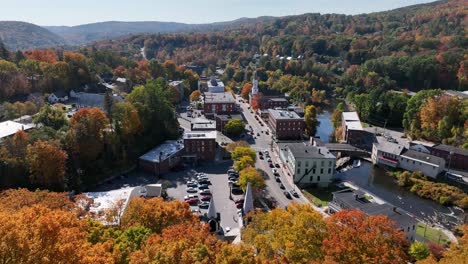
[164,161,244,232]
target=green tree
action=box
[231,147,256,161]
[304,105,320,137]
[34,105,68,130]
[224,119,245,137]
[331,102,345,128]
[238,167,265,191]
[409,242,430,261]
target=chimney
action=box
[393,207,397,213]
[318,148,321,154]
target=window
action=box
[320,168,323,174]
[313,169,316,174]
[317,176,321,181]
[297,161,301,167]
[305,161,309,167]
[321,161,324,166]
[329,161,332,166]
[309,176,313,182]
[297,169,301,174]
[413,225,415,230]
[328,168,331,174]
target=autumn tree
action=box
[26,140,68,190]
[121,197,198,233]
[66,108,109,162]
[251,93,262,110]
[34,105,68,130]
[241,83,253,99]
[224,119,245,137]
[231,146,256,161]
[305,105,320,137]
[226,140,250,153]
[112,102,142,140]
[168,85,182,104]
[234,155,255,172]
[238,167,265,192]
[243,203,328,263]
[323,209,408,264]
[331,102,344,128]
[189,90,201,102]
[419,95,461,141]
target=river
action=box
[314,112,464,230]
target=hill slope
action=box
[0,21,66,51]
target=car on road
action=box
[284,191,292,199]
[267,158,272,162]
[265,131,269,135]
[199,202,210,209]
[264,150,269,155]
[199,189,211,195]
[275,163,281,168]
[279,182,285,189]
[272,168,277,173]
[186,187,198,193]
[236,202,244,209]
[275,177,281,182]
[273,172,280,177]
[289,189,299,198]
[198,184,209,190]
[269,163,274,168]
[235,198,245,204]
[259,155,264,160]
[184,198,199,205]
[200,195,212,201]
[257,133,260,136]
[258,151,263,156]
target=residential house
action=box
[0,120,35,144]
[48,90,69,104]
[268,109,305,140]
[278,142,336,187]
[329,189,417,242]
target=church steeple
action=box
[252,69,259,96]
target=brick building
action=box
[183,131,217,161]
[260,97,289,110]
[268,109,305,140]
[139,140,184,176]
[203,92,236,117]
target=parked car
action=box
[231,187,244,195]
[198,184,209,190]
[184,198,199,205]
[275,163,281,168]
[274,172,280,177]
[269,163,274,168]
[284,191,292,199]
[236,203,243,209]
[275,177,281,182]
[184,195,199,200]
[259,156,264,160]
[228,176,238,182]
[267,158,272,162]
[264,150,269,155]
[186,187,198,193]
[235,198,245,204]
[227,169,236,174]
[258,151,263,156]
[187,182,198,188]
[198,179,211,184]
[228,180,238,185]
[199,189,211,195]
[279,182,285,189]
[200,195,212,201]
[197,176,209,181]
[265,131,269,135]
[289,189,299,198]
[199,202,210,209]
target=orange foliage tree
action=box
[23,49,58,63]
[323,209,408,264]
[251,93,263,110]
[26,140,68,190]
[419,95,460,141]
[241,83,252,100]
[121,197,199,233]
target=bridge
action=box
[324,143,370,158]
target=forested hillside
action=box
[0,21,66,50]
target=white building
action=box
[372,138,446,179]
[48,91,69,104]
[207,77,225,93]
[278,142,336,187]
[0,120,35,143]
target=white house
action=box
[0,120,35,143]
[372,137,445,179]
[278,142,336,187]
[48,91,69,104]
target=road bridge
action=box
[324,143,370,158]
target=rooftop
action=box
[215,114,243,121]
[342,111,360,121]
[184,131,217,140]
[139,140,184,163]
[374,138,405,156]
[204,92,235,103]
[169,80,184,86]
[333,189,414,227]
[207,77,224,88]
[268,109,302,120]
[432,144,468,156]
[268,98,288,102]
[401,149,446,167]
[0,121,35,140]
[281,142,335,159]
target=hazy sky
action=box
[2,0,436,26]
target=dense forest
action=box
[0,188,466,264]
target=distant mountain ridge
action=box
[0,21,66,51]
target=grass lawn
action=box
[302,185,343,207]
[416,223,450,246]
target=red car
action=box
[184,198,199,205]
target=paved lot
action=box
[164,161,243,232]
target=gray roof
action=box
[183,131,217,140]
[268,109,302,120]
[374,139,405,156]
[268,98,288,102]
[204,92,235,103]
[215,114,243,121]
[401,149,445,167]
[139,140,184,163]
[432,144,468,156]
[282,142,335,159]
[333,189,415,228]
